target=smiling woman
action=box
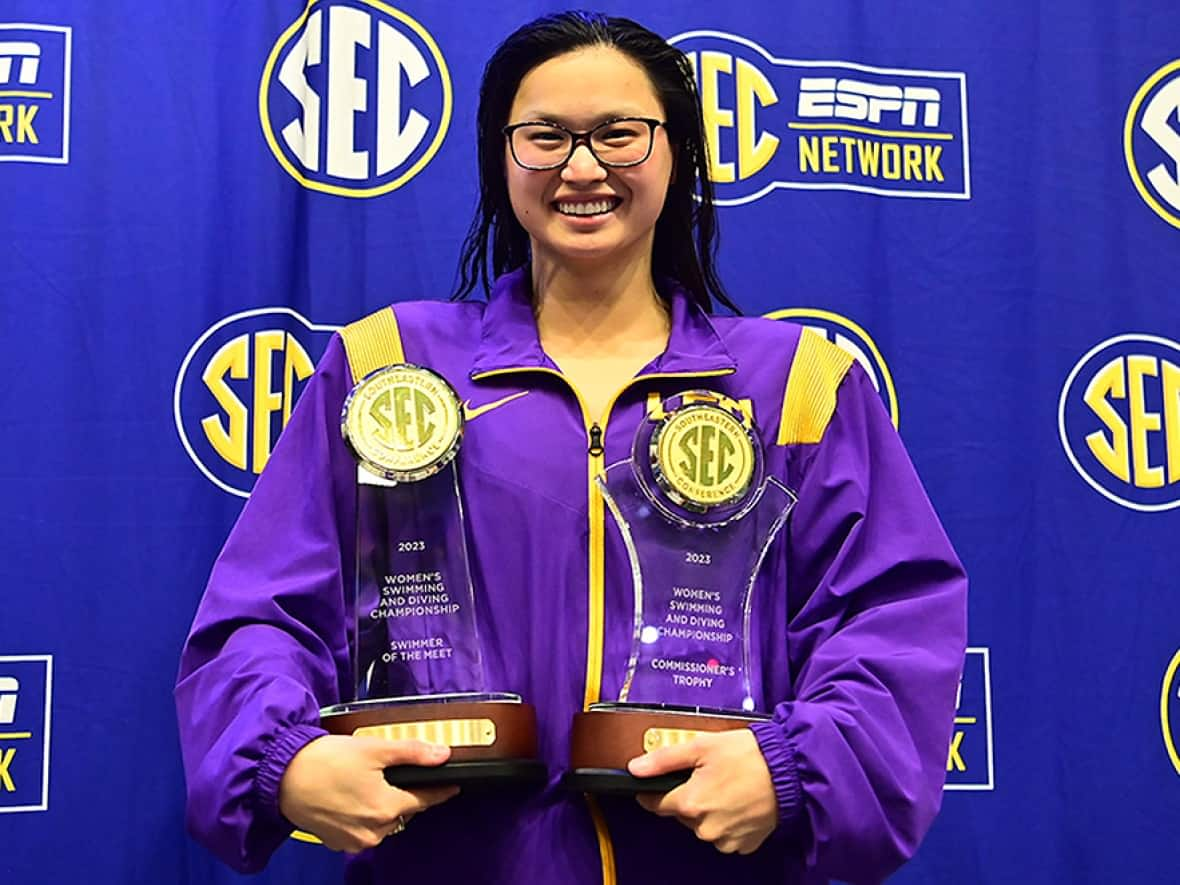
[176,10,967,885]
[454,12,735,317]
[503,47,675,274]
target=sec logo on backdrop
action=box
[175,309,339,497]
[1059,334,1180,511]
[260,0,451,197]
[1162,650,1180,776]
[1125,59,1180,229]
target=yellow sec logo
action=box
[655,405,755,508]
[260,0,451,197]
[175,309,339,498]
[1058,334,1180,511]
[343,364,462,480]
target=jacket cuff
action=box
[253,722,328,821]
[749,720,804,832]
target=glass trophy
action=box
[320,364,544,788]
[565,390,796,794]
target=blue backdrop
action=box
[2,1,1179,882]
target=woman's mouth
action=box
[554,197,621,217]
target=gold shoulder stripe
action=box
[340,307,405,384]
[777,329,855,445]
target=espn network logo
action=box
[0,24,70,163]
[0,677,16,792]
[0,41,40,84]
[669,31,970,202]
[0,41,42,144]
[0,655,52,812]
[797,78,942,127]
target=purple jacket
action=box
[176,268,967,884]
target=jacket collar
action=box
[469,266,737,379]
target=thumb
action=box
[628,737,705,777]
[358,737,452,768]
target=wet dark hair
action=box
[452,10,738,314]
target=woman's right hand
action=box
[278,735,460,852]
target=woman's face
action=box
[504,46,674,270]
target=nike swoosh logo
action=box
[462,391,530,421]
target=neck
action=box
[531,246,670,358]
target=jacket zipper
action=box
[471,365,733,709]
[471,365,733,885]
[588,423,605,457]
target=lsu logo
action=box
[945,647,994,791]
[1125,59,1180,229]
[260,0,451,197]
[175,309,339,497]
[1059,334,1180,511]
[668,31,969,203]
[1162,650,1180,776]
[764,308,899,427]
[0,655,52,813]
[0,24,71,164]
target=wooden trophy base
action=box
[321,694,547,789]
[564,703,766,795]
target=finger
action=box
[634,792,663,814]
[401,784,461,811]
[713,836,740,855]
[638,781,699,820]
[358,737,452,768]
[634,791,680,818]
[627,738,704,777]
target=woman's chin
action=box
[535,230,649,269]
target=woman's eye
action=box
[599,126,641,143]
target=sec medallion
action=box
[342,364,463,481]
[650,400,756,511]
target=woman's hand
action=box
[278,735,459,853]
[628,728,778,855]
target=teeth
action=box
[556,199,614,216]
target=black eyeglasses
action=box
[502,117,665,170]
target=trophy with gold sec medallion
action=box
[320,363,545,788]
[565,390,796,795]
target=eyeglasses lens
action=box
[511,121,652,169]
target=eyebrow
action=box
[511,109,656,125]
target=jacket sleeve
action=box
[174,334,357,873]
[749,363,968,884]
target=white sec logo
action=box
[1125,59,1180,229]
[260,0,451,197]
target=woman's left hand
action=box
[628,728,778,855]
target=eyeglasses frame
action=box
[502,116,666,171]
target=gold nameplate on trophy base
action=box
[354,718,497,747]
[642,727,706,752]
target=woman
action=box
[176,11,967,884]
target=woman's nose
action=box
[561,142,608,182]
